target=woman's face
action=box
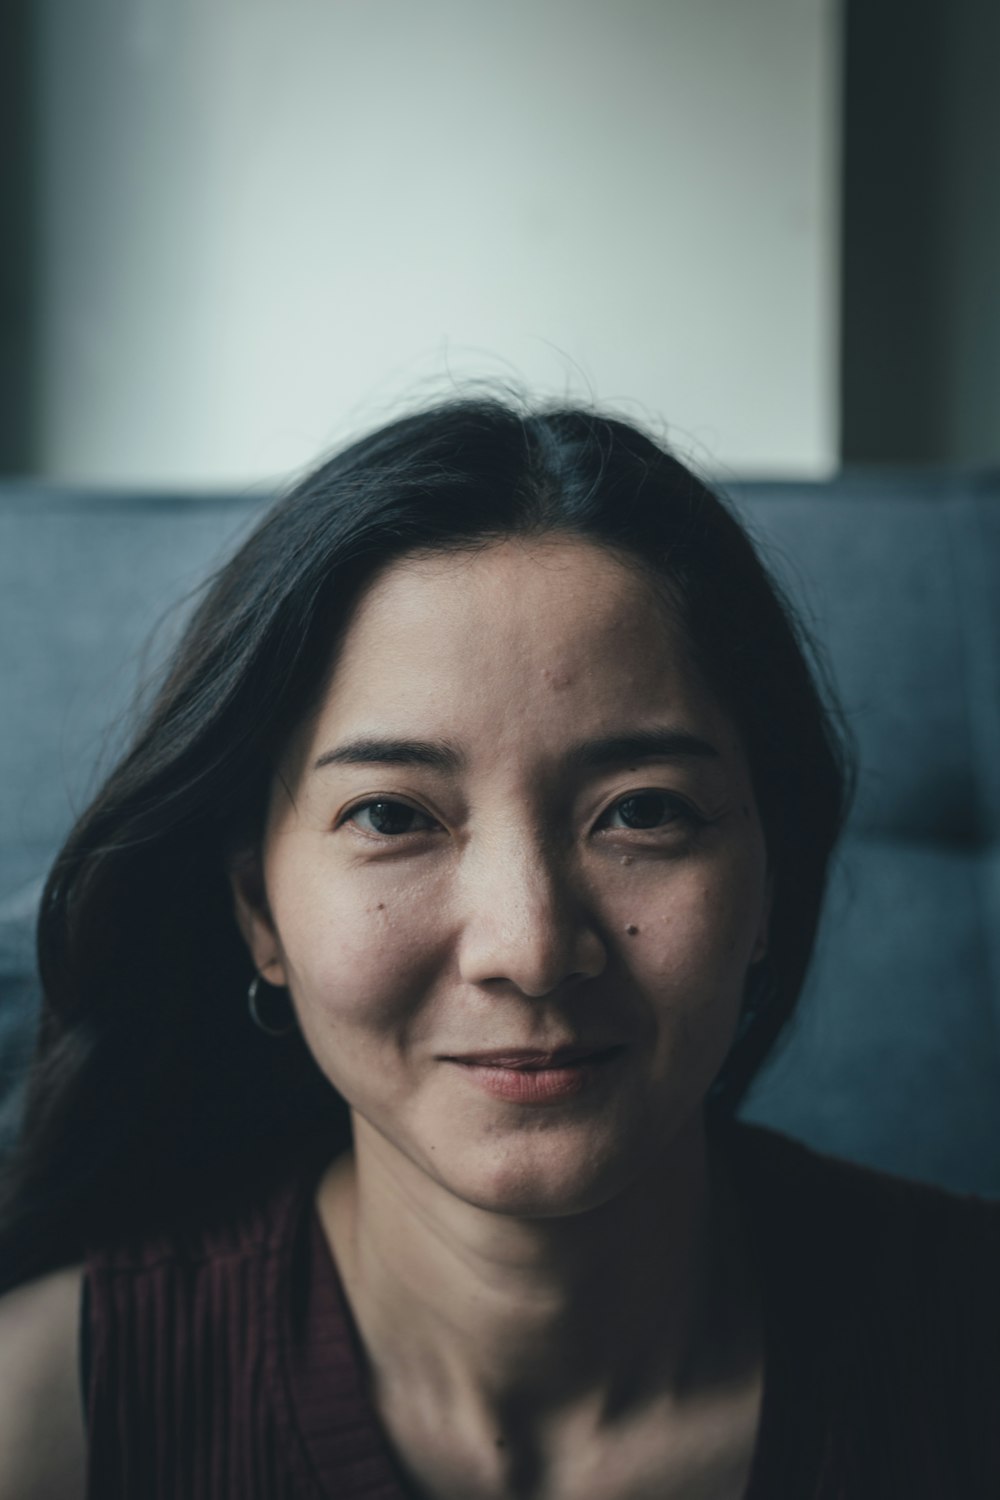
[234,537,770,1217]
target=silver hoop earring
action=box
[247,974,296,1038]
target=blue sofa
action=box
[1,478,998,1192]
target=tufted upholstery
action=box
[728,476,1000,1194]
[1,479,998,1191]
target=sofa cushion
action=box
[1,477,998,1190]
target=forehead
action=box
[287,537,733,767]
[352,535,672,654]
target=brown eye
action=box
[605,792,693,830]
[349,800,437,836]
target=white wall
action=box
[39,0,841,485]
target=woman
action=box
[0,398,996,1498]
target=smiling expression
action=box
[233,536,771,1218]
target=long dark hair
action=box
[0,397,852,1290]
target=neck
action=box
[317,1111,757,1431]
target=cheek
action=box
[615,856,766,1033]
[268,854,447,1045]
[623,849,764,956]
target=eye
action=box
[600,790,699,832]
[345,799,439,837]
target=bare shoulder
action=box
[0,1265,87,1500]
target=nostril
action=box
[456,860,607,994]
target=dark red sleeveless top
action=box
[83,1123,1000,1498]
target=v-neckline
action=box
[276,1122,816,1499]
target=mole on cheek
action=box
[625,923,639,936]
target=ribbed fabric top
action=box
[84,1122,1000,1499]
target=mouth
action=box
[441,1045,625,1103]
[442,1046,623,1070]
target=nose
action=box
[456,832,607,998]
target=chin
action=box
[429,1135,660,1221]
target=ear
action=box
[228,848,289,987]
[750,870,774,964]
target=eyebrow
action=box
[313,737,463,773]
[312,728,720,775]
[563,729,721,770]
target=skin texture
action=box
[0,1266,86,1500]
[233,536,772,1499]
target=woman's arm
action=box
[0,1265,86,1500]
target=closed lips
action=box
[443,1048,623,1069]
